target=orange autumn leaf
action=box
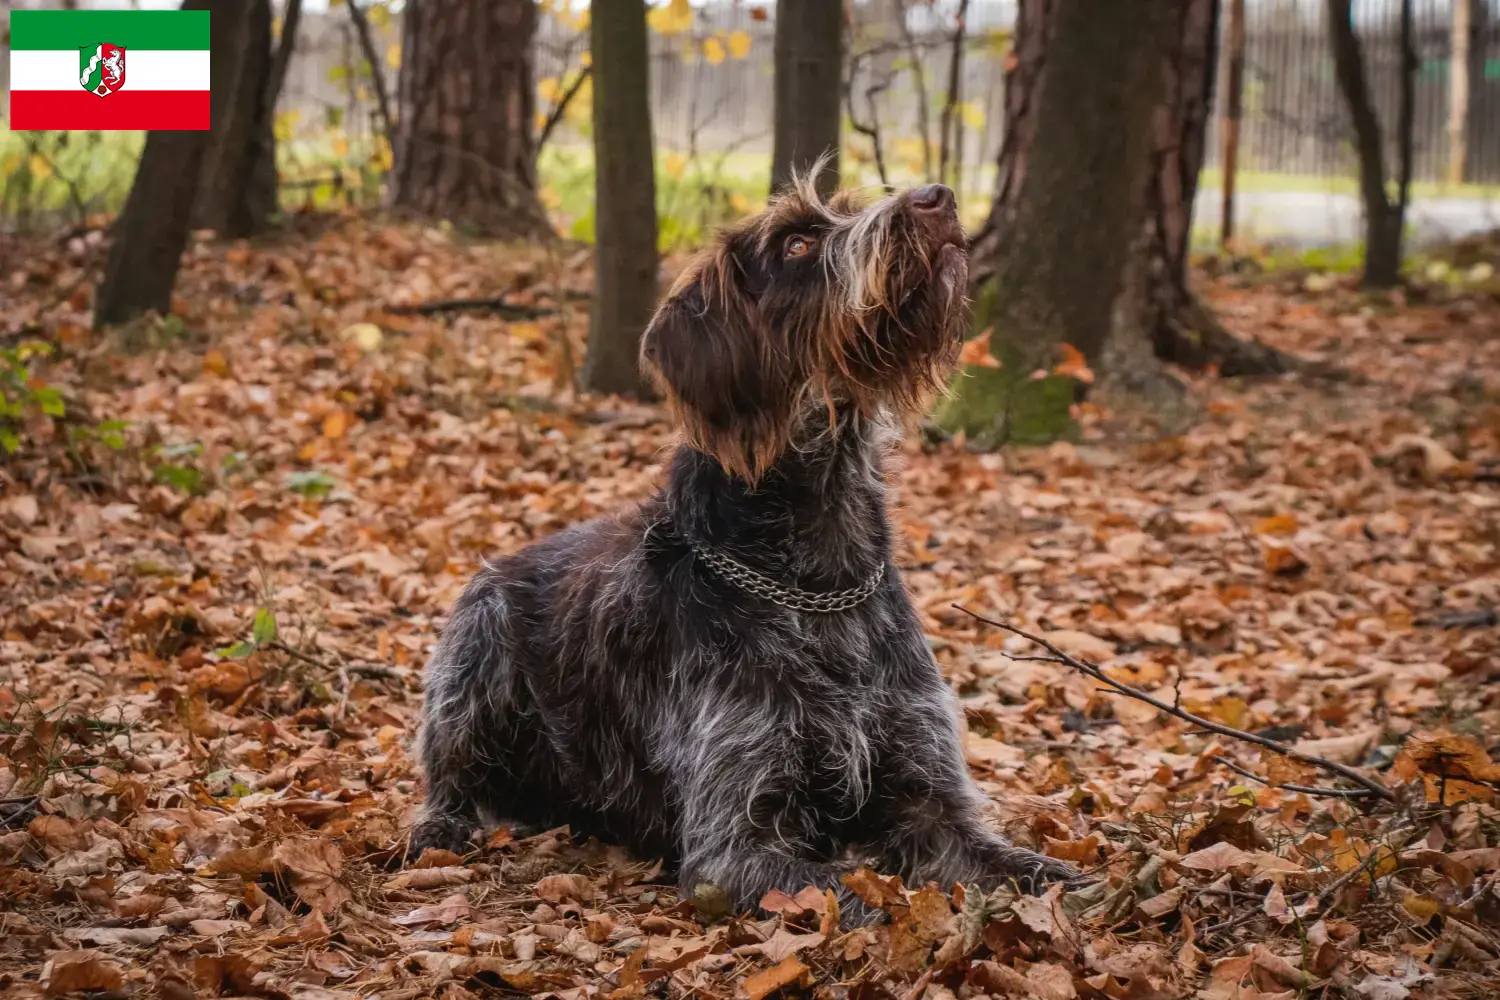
[958,327,1002,368]
[1253,513,1299,536]
[1053,342,1094,383]
[741,955,808,1000]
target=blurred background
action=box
[4,0,1500,249]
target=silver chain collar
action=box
[687,538,886,613]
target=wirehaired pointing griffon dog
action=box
[411,178,1081,923]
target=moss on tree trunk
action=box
[939,0,1167,446]
[940,0,1301,447]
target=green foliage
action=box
[149,441,205,495]
[0,341,63,455]
[933,366,1080,447]
[287,470,337,499]
[218,606,278,660]
[538,146,767,251]
[0,129,142,228]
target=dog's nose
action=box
[910,183,955,214]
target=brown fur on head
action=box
[639,174,969,481]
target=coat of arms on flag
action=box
[79,43,127,98]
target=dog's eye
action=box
[784,235,813,258]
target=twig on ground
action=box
[384,296,555,320]
[0,795,40,830]
[269,641,404,681]
[1414,608,1496,630]
[954,605,1395,802]
[1211,499,1261,562]
[1211,755,1375,799]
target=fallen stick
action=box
[953,605,1395,802]
[1211,755,1372,799]
[384,297,555,320]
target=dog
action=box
[410,177,1081,924]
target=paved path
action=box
[1194,188,1500,248]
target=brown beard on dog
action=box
[641,174,969,482]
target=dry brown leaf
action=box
[274,838,351,914]
[385,866,475,890]
[740,955,808,1000]
[43,951,125,995]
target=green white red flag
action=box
[8,10,210,131]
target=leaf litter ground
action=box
[1,219,1499,1000]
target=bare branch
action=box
[936,0,970,188]
[846,48,894,191]
[264,0,303,113]
[537,64,593,150]
[346,0,395,144]
[1211,755,1376,799]
[953,605,1395,802]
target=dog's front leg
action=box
[879,695,1083,894]
[680,843,879,927]
[672,734,880,926]
[889,802,1084,894]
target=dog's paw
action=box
[406,814,476,862]
[1020,854,1087,894]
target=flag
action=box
[8,10,210,131]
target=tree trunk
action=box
[579,0,658,398]
[96,0,248,327]
[1448,0,1473,186]
[192,0,275,239]
[391,0,550,239]
[1327,0,1415,289]
[1219,0,1245,247]
[938,0,1297,446]
[937,0,1170,445]
[95,131,209,328]
[1138,0,1295,378]
[770,0,843,197]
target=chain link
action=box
[688,538,885,613]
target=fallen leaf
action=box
[740,955,808,1000]
[44,951,125,995]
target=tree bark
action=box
[1219,0,1245,247]
[580,0,658,398]
[1448,0,1473,186]
[770,0,844,197]
[1327,0,1414,289]
[192,0,275,239]
[95,130,209,328]
[96,0,263,326]
[939,0,1294,446]
[1137,0,1295,379]
[938,0,1169,444]
[391,0,550,239]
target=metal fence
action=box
[3,0,1500,223]
[1213,0,1500,182]
[536,0,1500,189]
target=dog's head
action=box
[640,176,968,480]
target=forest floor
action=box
[1,217,1499,1000]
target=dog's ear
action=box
[641,238,798,481]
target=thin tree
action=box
[770,0,843,196]
[96,0,270,326]
[579,0,658,397]
[391,0,550,238]
[1327,0,1416,288]
[938,0,1294,445]
[192,0,277,238]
